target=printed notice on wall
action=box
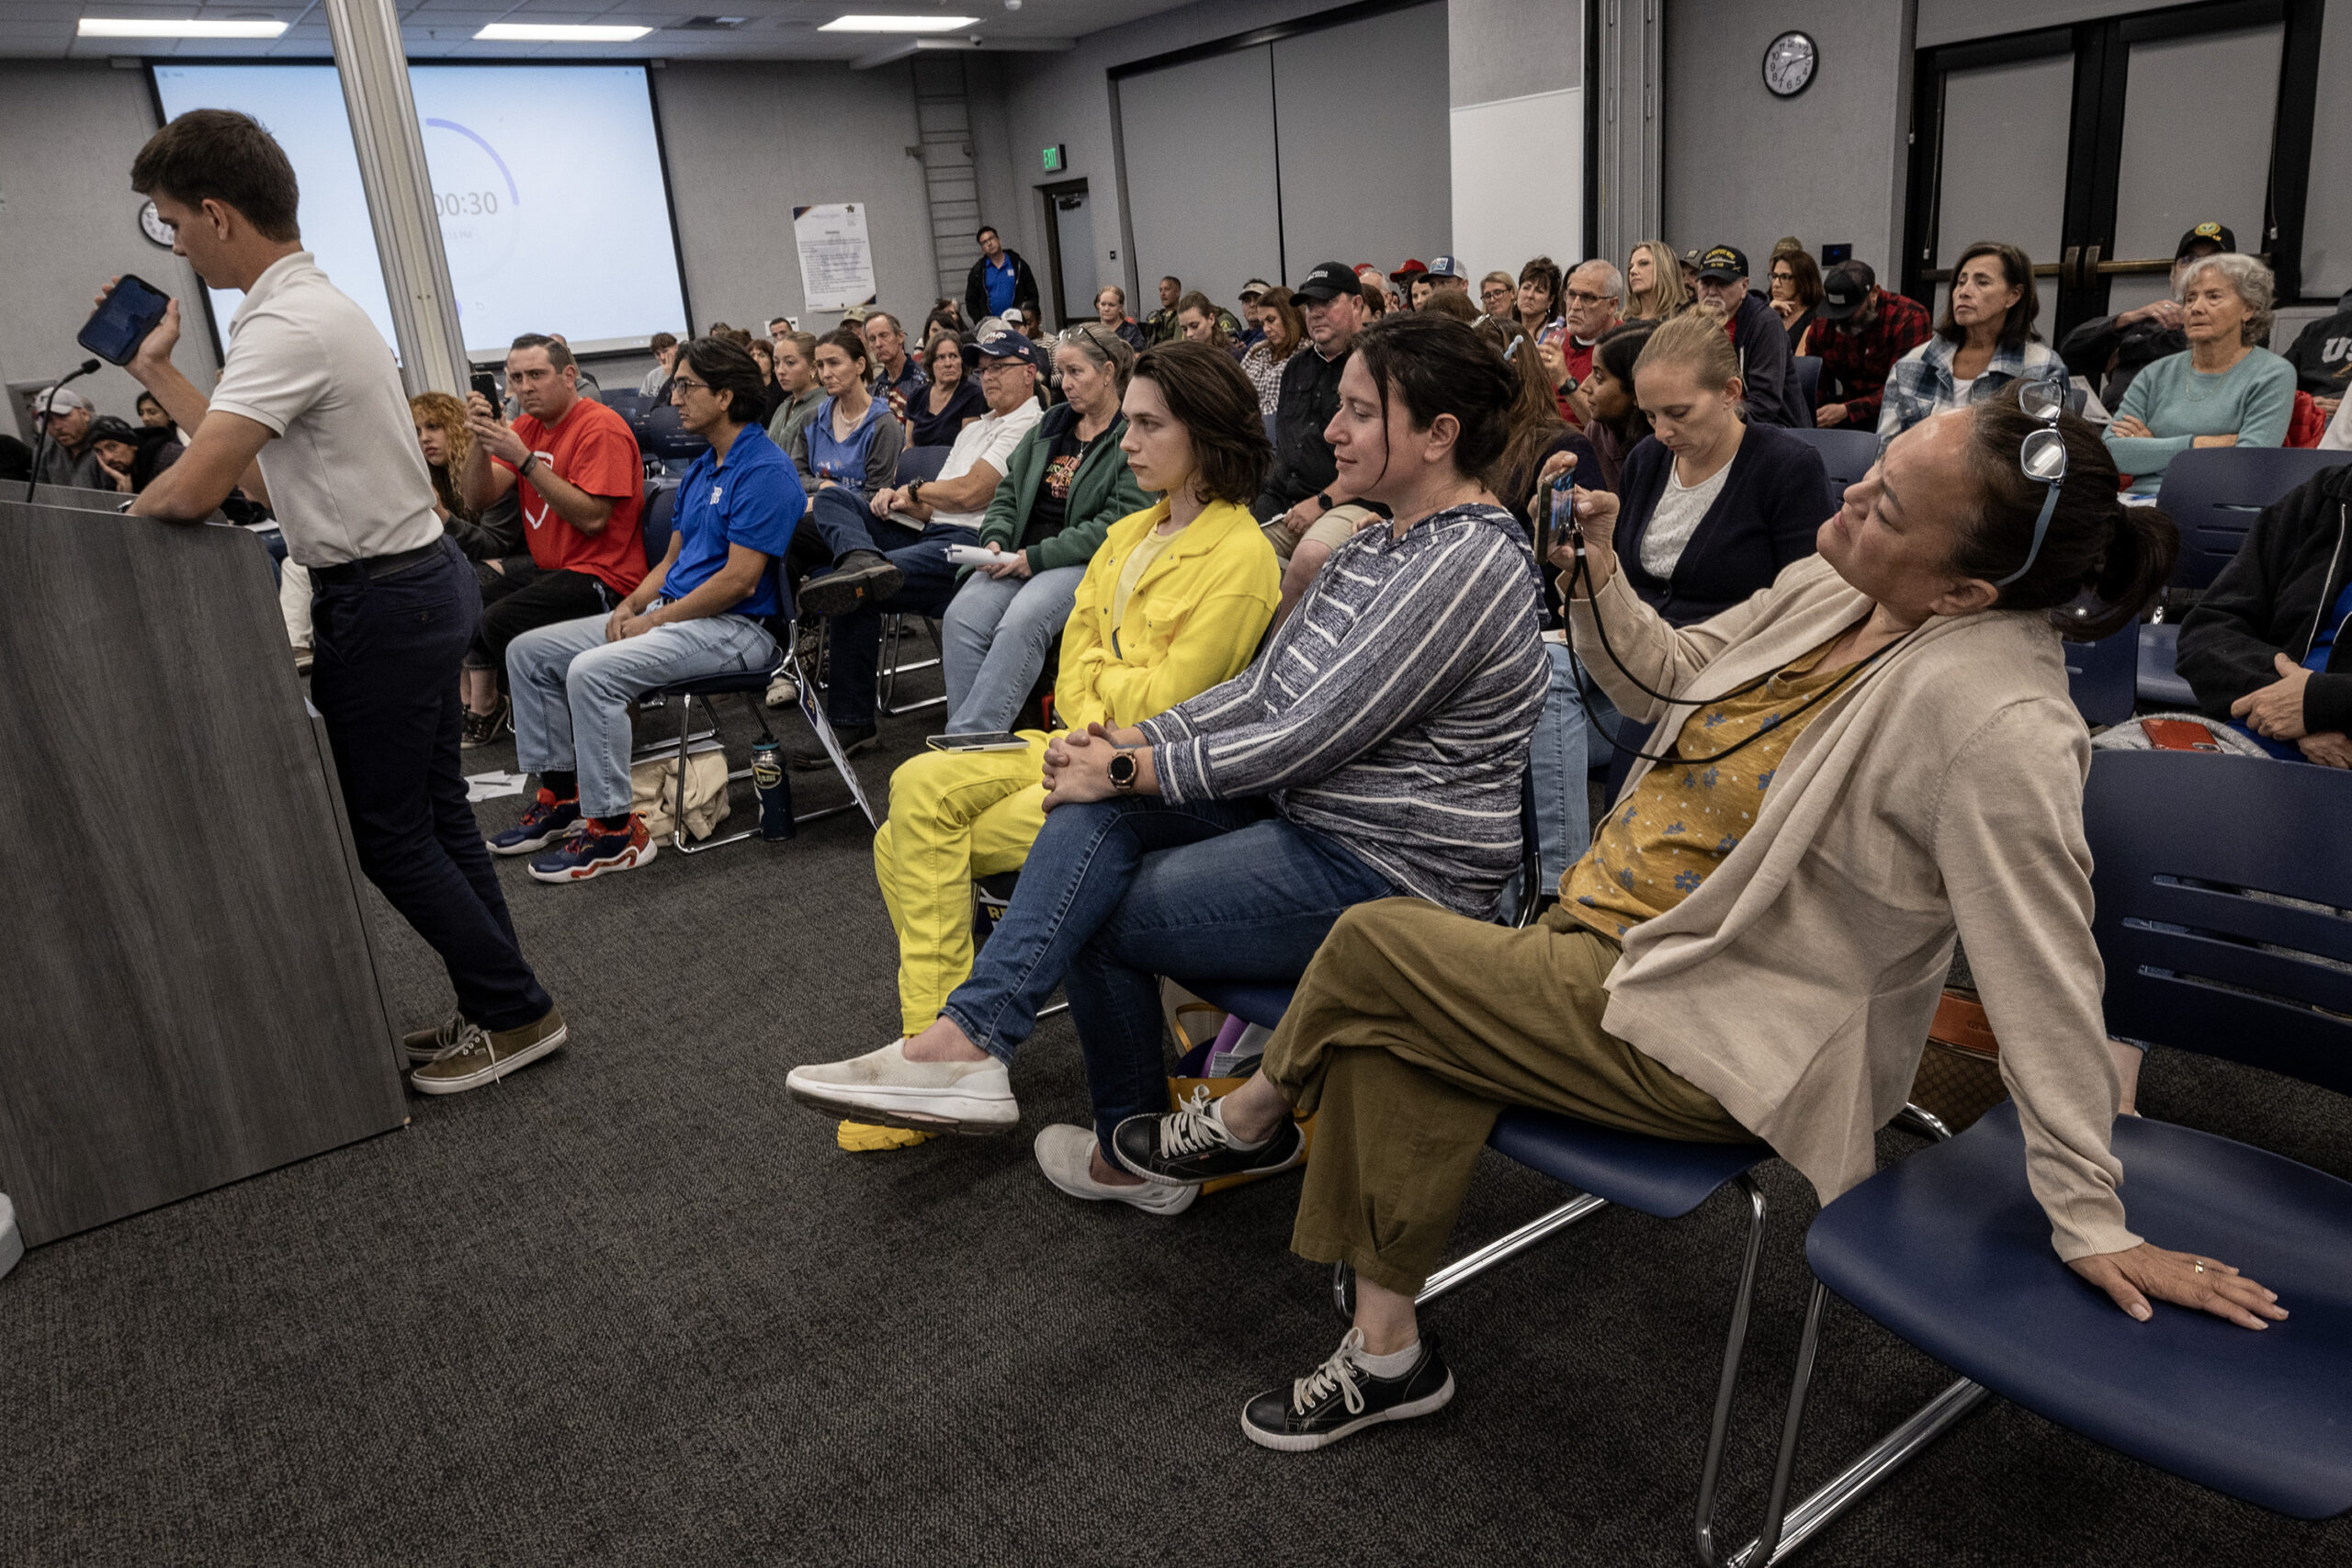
[793,202,877,313]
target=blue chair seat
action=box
[658,666,770,698]
[1808,1100,2352,1519]
[1490,1109,1770,1221]
[2063,622,2140,728]
[2137,621,2195,708]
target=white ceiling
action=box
[2,0,1200,62]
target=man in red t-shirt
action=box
[1552,259,1624,427]
[458,333,645,745]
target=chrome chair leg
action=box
[1328,1189,1616,1324]
[1691,1173,1771,1564]
[797,672,879,829]
[670,690,696,852]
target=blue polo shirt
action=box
[661,423,804,620]
[982,254,1018,316]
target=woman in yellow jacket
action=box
[843,341,1283,1150]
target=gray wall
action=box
[0,62,223,424]
[1451,0,1582,107]
[1662,0,1915,282]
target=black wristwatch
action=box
[908,479,924,506]
[1314,491,1334,512]
[1107,750,1139,792]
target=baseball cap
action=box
[1294,262,1361,302]
[841,304,874,324]
[1696,245,1749,282]
[1394,258,1429,279]
[2175,221,2236,259]
[971,326,1046,372]
[30,386,91,420]
[1816,261,1878,321]
[1424,255,1468,280]
[1238,278,1272,301]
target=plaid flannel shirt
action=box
[1878,332,2066,441]
[1813,289,1931,429]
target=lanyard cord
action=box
[1551,491,1917,768]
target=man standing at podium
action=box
[114,108,568,1097]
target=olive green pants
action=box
[1265,897,1751,1298]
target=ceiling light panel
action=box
[819,16,981,33]
[79,18,291,39]
[472,23,656,42]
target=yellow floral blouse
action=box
[1563,636,1849,940]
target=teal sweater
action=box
[2104,346,2295,493]
[973,403,1150,572]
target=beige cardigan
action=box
[1572,555,2140,1262]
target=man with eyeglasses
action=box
[788,329,1047,762]
[1554,260,1624,425]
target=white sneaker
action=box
[1032,1124,1196,1215]
[785,1038,1020,1134]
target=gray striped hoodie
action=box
[1138,502,1548,916]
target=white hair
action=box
[1573,259,1624,301]
[2177,252,2274,346]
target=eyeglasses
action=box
[1564,288,1611,306]
[668,377,710,399]
[1996,378,2069,587]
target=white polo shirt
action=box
[205,251,443,569]
[926,398,1043,530]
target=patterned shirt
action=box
[1140,502,1549,917]
[1878,333,2066,441]
[1563,635,1845,939]
[1812,288,1932,430]
[1240,339,1301,414]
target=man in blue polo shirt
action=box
[492,337,805,884]
[963,224,1039,326]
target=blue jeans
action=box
[805,485,976,728]
[1529,640,1594,889]
[508,611,777,819]
[939,796,1401,1156]
[942,564,1087,733]
[309,539,551,1032]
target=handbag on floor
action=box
[630,741,731,841]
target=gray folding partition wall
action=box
[0,499,407,1248]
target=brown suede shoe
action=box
[410,1006,568,1096]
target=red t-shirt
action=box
[1557,338,1600,428]
[495,398,645,593]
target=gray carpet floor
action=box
[5,667,2349,1566]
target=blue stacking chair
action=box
[1781,427,1879,519]
[1790,356,1821,423]
[1724,751,2352,1564]
[899,446,955,485]
[602,388,652,423]
[641,487,877,853]
[2139,448,2347,707]
[866,446,961,717]
[2063,622,2140,729]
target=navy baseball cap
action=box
[1424,255,1468,280]
[972,327,1046,373]
[2176,221,2236,259]
[1696,245,1749,282]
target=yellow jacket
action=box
[1056,497,1279,731]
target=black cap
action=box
[1696,245,1748,282]
[1292,261,1359,302]
[2175,221,2235,259]
[1817,261,1877,321]
[971,327,1046,373]
[86,415,139,444]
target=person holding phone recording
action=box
[116,108,565,1097]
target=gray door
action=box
[1053,191,1099,326]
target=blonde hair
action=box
[1634,307,1743,400]
[409,390,472,517]
[1627,239,1690,320]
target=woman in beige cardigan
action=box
[1113,386,2290,1452]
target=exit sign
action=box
[1042,144,1066,173]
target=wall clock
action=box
[139,198,175,247]
[1763,31,1817,98]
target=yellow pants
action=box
[872,734,1052,1037]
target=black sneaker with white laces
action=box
[1110,1084,1304,1187]
[1240,1328,1455,1451]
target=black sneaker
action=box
[799,550,905,617]
[1241,1329,1454,1451]
[1111,1085,1304,1187]
[788,724,878,771]
[459,694,510,750]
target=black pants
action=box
[468,565,610,678]
[311,539,553,1032]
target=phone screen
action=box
[77,276,172,366]
[471,371,501,406]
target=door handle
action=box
[2062,245,2080,288]
[2083,243,2102,285]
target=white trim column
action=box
[1591,0,1663,265]
[322,0,469,394]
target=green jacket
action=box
[973,404,1150,573]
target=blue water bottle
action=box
[751,736,795,840]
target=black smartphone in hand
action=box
[79,275,172,366]
[470,370,501,409]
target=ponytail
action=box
[1953,385,2178,639]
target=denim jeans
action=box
[1528,640,1595,890]
[941,564,1087,733]
[938,795,1401,1156]
[804,485,976,728]
[309,539,551,1032]
[507,611,777,819]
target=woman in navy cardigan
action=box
[1609,311,1828,625]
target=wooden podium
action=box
[0,497,407,1247]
